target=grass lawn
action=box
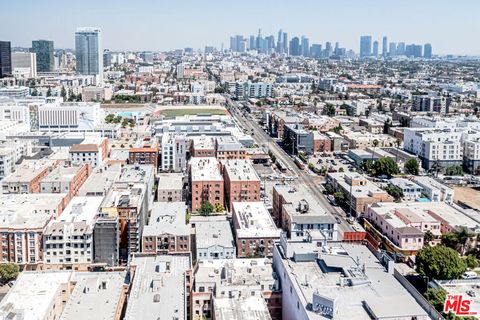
[161,108,226,117]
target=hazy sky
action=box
[2,0,479,55]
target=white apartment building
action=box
[161,132,187,172]
[413,176,454,204]
[403,128,463,170]
[43,196,103,270]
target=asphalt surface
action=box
[224,96,354,236]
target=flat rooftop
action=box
[125,255,191,320]
[277,243,428,319]
[328,172,390,199]
[78,163,122,196]
[274,184,336,225]
[143,202,189,237]
[45,196,103,236]
[1,159,56,184]
[115,164,154,184]
[195,219,235,250]
[213,296,272,320]
[233,202,280,239]
[157,172,183,190]
[223,159,260,182]
[0,271,73,319]
[0,193,67,230]
[189,157,222,181]
[192,135,215,150]
[195,258,278,289]
[41,164,85,183]
[60,272,127,320]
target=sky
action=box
[1,0,479,55]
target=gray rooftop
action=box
[60,272,127,320]
[125,255,191,320]
[143,202,189,237]
[195,218,235,250]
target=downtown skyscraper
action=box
[359,35,372,58]
[75,27,103,83]
[0,41,12,78]
[32,40,54,72]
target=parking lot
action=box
[307,152,356,175]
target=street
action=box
[224,96,355,236]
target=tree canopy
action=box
[404,158,420,175]
[0,263,19,282]
[416,245,467,280]
[199,202,214,216]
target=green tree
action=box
[373,157,400,177]
[385,185,404,202]
[361,159,375,175]
[199,202,214,216]
[214,87,225,93]
[424,287,446,312]
[46,87,52,97]
[60,86,67,99]
[214,203,224,213]
[445,165,464,176]
[105,114,115,123]
[464,255,478,269]
[323,104,336,117]
[405,158,420,175]
[416,245,467,280]
[0,263,19,282]
[333,192,345,205]
[424,230,435,245]
[442,228,474,254]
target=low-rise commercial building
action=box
[327,172,393,215]
[272,184,338,240]
[0,271,73,320]
[60,272,127,320]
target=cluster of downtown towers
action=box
[0,27,103,80]
[229,29,433,59]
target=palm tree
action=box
[371,139,379,162]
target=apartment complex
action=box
[189,157,224,212]
[223,159,261,211]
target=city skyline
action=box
[2,0,479,55]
